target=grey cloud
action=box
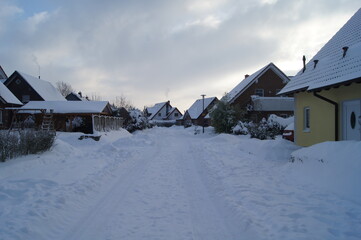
[0,0,360,111]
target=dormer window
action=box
[255,89,264,97]
[22,95,30,103]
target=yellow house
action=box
[279,8,361,146]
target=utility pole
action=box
[201,94,206,133]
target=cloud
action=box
[0,0,360,111]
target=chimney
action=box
[245,74,249,79]
[342,46,349,58]
[313,59,319,69]
[166,100,170,114]
[78,91,82,97]
[302,55,306,73]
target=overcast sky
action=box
[0,0,359,111]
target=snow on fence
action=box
[92,115,123,132]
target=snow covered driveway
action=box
[0,127,360,240]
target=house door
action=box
[343,100,361,141]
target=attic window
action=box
[22,95,30,103]
[255,89,264,97]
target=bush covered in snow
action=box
[232,121,248,135]
[210,97,244,134]
[246,118,284,140]
[125,108,151,133]
[232,115,293,140]
[0,130,55,162]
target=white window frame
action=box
[255,88,264,97]
[303,107,310,132]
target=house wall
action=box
[231,69,287,109]
[151,105,167,120]
[6,74,43,103]
[167,109,182,120]
[295,82,361,146]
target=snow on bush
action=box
[233,115,293,139]
[0,130,55,162]
[125,109,151,132]
[267,114,293,128]
[232,121,248,135]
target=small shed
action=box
[17,101,121,133]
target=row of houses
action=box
[146,8,361,147]
[0,70,121,133]
[2,8,360,146]
[146,62,294,127]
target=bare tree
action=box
[56,81,74,97]
[113,95,134,110]
[90,92,102,101]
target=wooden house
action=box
[182,97,218,126]
[145,101,182,121]
[18,101,116,133]
[226,63,293,122]
[278,8,361,146]
[4,71,65,103]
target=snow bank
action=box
[289,141,361,201]
[196,133,361,240]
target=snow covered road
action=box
[62,128,250,240]
[0,127,360,240]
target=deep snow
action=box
[0,127,360,240]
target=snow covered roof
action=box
[0,66,7,81]
[186,97,217,119]
[14,72,66,101]
[19,101,111,114]
[251,96,294,111]
[0,81,22,105]
[146,102,168,119]
[279,8,361,94]
[227,63,289,104]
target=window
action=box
[158,113,161,117]
[22,95,30,103]
[0,110,3,124]
[304,107,310,131]
[255,89,264,97]
[174,113,179,117]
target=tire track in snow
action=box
[62,134,161,240]
[179,139,256,240]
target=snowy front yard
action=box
[0,127,360,240]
